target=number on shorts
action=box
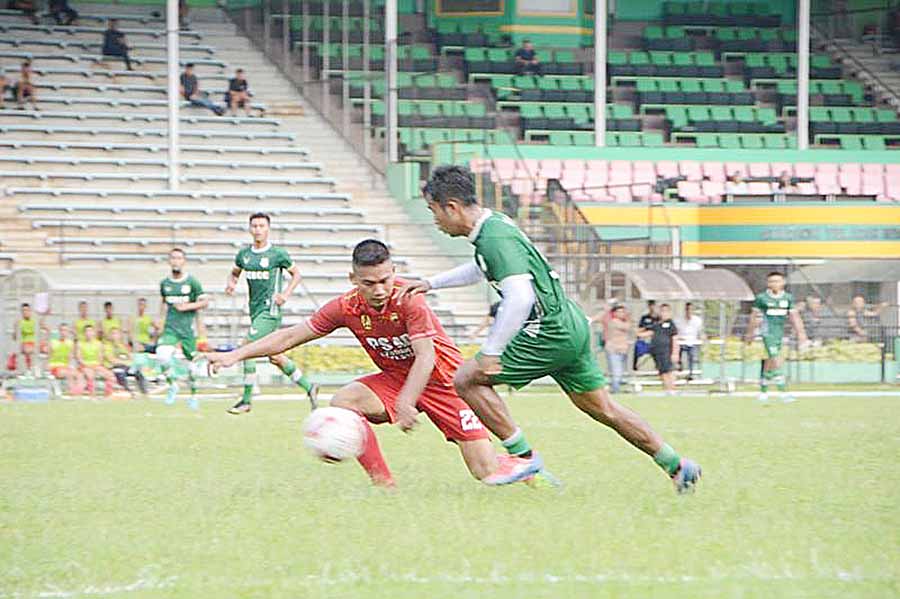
[459,409,483,431]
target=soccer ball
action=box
[302,406,365,462]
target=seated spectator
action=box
[802,295,836,344]
[104,327,148,397]
[76,325,116,398]
[15,60,37,110]
[102,19,133,71]
[514,39,542,76]
[724,172,748,195]
[0,68,7,112]
[44,322,86,395]
[181,63,224,116]
[8,0,39,24]
[226,68,252,117]
[49,0,78,25]
[776,170,796,193]
[847,295,887,342]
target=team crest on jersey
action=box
[243,254,250,264]
[360,314,372,330]
[780,300,788,308]
[260,257,269,268]
[181,284,190,294]
[389,312,399,322]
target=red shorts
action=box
[49,366,68,378]
[21,342,35,353]
[357,371,488,443]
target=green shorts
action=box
[246,313,282,343]
[762,335,783,359]
[157,331,197,360]
[490,299,607,394]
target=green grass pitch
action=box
[1,390,898,598]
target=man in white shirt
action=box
[677,302,704,380]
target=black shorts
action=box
[652,351,674,374]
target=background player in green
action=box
[157,247,209,410]
[402,165,701,492]
[224,212,317,415]
[745,271,808,404]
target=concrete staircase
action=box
[816,32,900,110]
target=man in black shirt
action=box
[49,0,78,25]
[180,63,224,116]
[226,68,251,117]
[102,19,132,70]
[649,303,680,394]
[634,299,658,370]
[514,39,542,76]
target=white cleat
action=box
[757,392,770,404]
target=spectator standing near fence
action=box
[604,305,632,394]
[514,40,543,76]
[847,295,887,342]
[676,303,704,381]
[802,295,835,344]
[181,63,225,116]
[649,304,680,395]
[102,20,133,71]
[634,300,659,370]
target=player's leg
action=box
[179,336,199,409]
[81,366,96,397]
[21,342,34,371]
[97,366,116,397]
[155,336,181,404]
[759,337,782,402]
[330,378,395,486]
[269,353,318,408]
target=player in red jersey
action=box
[204,239,519,487]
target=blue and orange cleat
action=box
[671,458,702,494]
[483,452,544,486]
[524,468,563,489]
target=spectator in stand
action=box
[776,170,797,194]
[44,322,86,395]
[76,325,116,398]
[676,302,704,381]
[649,303,680,395]
[49,0,78,25]
[104,327,148,397]
[847,294,887,342]
[634,300,659,370]
[9,0,39,24]
[131,297,156,352]
[102,20,133,71]
[100,301,121,341]
[226,69,252,117]
[724,171,748,195]
[0,68,8,110]
[604,304,632,394]
[802,295,835,344]
[13,302,37,373]
[181,63,225,115]
[15,60,37,110]
[514,39,543,76]
[74,300,95,343]
[179,0,189,29]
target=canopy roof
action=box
[788,260,900,284]
[604,269,754,301]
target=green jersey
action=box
[235,244,294,319]
[472,210,566,325]
[160,274,205,339]
[753,290,794,337]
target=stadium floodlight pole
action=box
[797,0,810,150]
[362,0,371,159]
[342,0,350,136]
[166,0,179,190]
[323,0,331,117]
[593,0,607,147]
[385,0,398,162]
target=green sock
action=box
[772,369,786,392]
[280,360,312,393]
[653,443,681,476]
[241,360,256,405]
[501,428,532,457]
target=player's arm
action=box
[479,275,536,374]
[175,296,208,312]
[398,261,484,297]
[670,324,680,362]
[274,263,302,305]
[394,336,436,432]
[789,308,808,346]
[205,321,324,370]
[225,265,242,296]
[847,309,863,336]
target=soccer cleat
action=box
[671,458,702,494]
[524,468,563,489]
[187,396,199,411]
[781,393,797,404]
[757,392,769,404]
[164,382,179,405]
[227,400,251,415]
[483,452,544,486]
[307,383,320,411]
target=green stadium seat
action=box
[629,52,651,65]
[555,50,576,63]
[519,104,542,118]
[644,25,664,40]
[764,135,788,149]
[733,106,755,122]
[710,105,732,121]
[608,51,628,66]
[831,107,852,123]
[810,107,830,121]
[618,132,643,147]
[681,79,702,93]
[876,109,898,122]
[659,79,680,92]
[636,79,657,93]
[863,136,885,150]
[651,52,673,66]
[840,135,863,150]
[742,135,764,149]
[688,105,710,121]
[548,131,574,145]
[720,135,741,149]
[572,132,594,145]
[853,108,874,123]
[642,132,665,146]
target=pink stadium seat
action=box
[632,161,656,185]
[817,163,839,176]
[611,186,633,203]
[815,169,841,194]
[631,183,654,200]
[748,163,771,178]
[747,181,774,195]
[701,161,726,182]
[492,159,516,182]
[560,171,585,191]
[839,163,862,176]
[701,180,725,201]
[679,161,701,181]
[609,160,632,179]
[677,180,704,202]
[540,159,563,180]
[839,170,862,195]
[562,159,587,173]
[862,163,884,176]
[469,158,491,174]
[510,179,534,195]
[583,166,609,186]
[885,164,900,178]
[794,162,815,178]
[862,176,885,198]
[609,168,631,185]
[725,162,749,178]
[770,162,793,177]
[796,182,817,195]
[656,161,680,178]
[585,188,614,202]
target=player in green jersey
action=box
[402,165,701,492]
[224,212,318,414]
[157,247,209,409]
[745,271,808,404]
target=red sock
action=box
[355,414,394,487]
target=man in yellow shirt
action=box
[45,322,85,395]
[13,302,37,372]
[100,301,122,341]
[77,325,115,398]
[131,297,156,352]
[74,300,96,344]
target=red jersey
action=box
[307,280,463,387]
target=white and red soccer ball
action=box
[302,406,365,462]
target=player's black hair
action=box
[249,212,271,224]
[138,297,147,303]
[767,271,785,279]
[611,304,624,312]
[423,165,478,207]
[84,324,94,330]
[352,239,391,267]
[236,68,244,74]
[21,302,30,308]
[185,63,195,69]
[170,247,186,258]
[659,303,671,309]
[647,299,656,306]
[78,300,88,306]
[685,302,692,308]
[104,301,113,309]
